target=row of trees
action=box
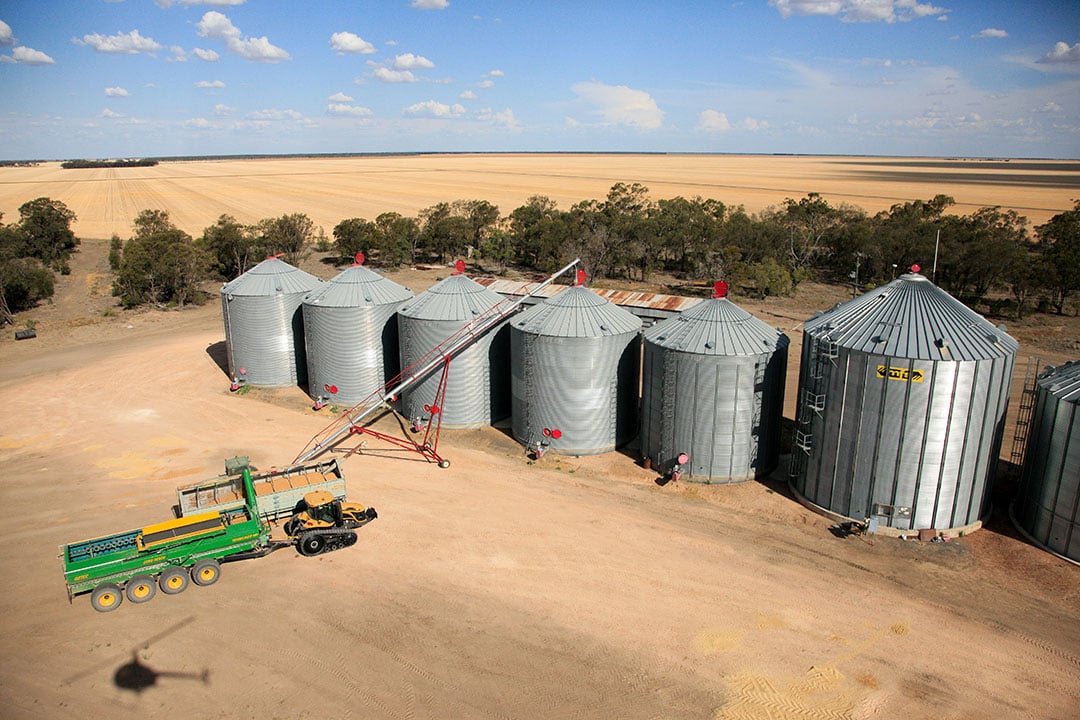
[4,188,1080,323]
[0,197,79,324]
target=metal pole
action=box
[932,229,940,282]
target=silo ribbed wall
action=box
[511,331,640,455]
[794,344,1013,530]
[1014,361,1080,561]
[398,316,510,429]
[222,292,309,388]
[641,343,788,483]
[304,303,401,405]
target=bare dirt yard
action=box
[1,155,1079,720]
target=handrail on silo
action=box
[292,258,581,464]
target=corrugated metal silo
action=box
[221,257,322,388]
[640,283,789,483]
[1013,360,1080,561]
[790,270,1018,533]
[397,272,509,429]
[302,261,413,407]
[511,284,642,456]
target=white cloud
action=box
[770,0,947,23]
[698,109,732,132]
[328,92,354,102]
[477,107,517,129]
[105,86,129,97]
[0,20,14,46]
[169,46,188,62]
[487,69,504,77]
[196,11,290,63]
[214,103,234,116]
[193,48,220,61]
[195,80,225,88]
[330,32,375,55]
[101,108,125,118]
[7,46,55,65]
[973,28,1007,39]
[477,79,494,88]
[371,65,417,83]
[411,0,449,9]
[459,90,477,100]
[404,100,464,118]
[392,53,434,70]
[327,103,373,117]
[184,117,212,129]
[1037,101,1063,113]
[1039,42,1080,65]
[247,108,303,121]
[76,29,163,55]
[570,81,664,129]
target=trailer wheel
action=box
[438,459,451,469]
[191,559,221,587]
[298,534,326,556]
[91,583,123,613]
[125,575,157,604]
[159,566,189,595]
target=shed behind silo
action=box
[1014,360,1080,562]
[510,285,642,456]
[221,257,322,388]
[303,263,413,406]
[641,292,789,483]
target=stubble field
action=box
[0,154,1078,720]
[2,154,1079,240]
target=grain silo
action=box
[221,256,322,388]
[790,269,1017,533]
[1013,360,1080,562]
[640,282,789,483]
[511,282,642,456]
[302,259,413,407]
[397,270,509,429]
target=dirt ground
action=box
[1,232,1079,720]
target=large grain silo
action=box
[397,271,509,429]
[790,269,1017,533]
[221,257,322,388]
[302,261,413,407]
[1013,360,1080,562]
[510,283,642,456]
[640,282,789,483]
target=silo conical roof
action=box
[645,297,788,355]
[514,285,641,337]
[804,271,1017,360]
[304,264,412,307]
[1038,360,1080,402]
[398,274,505,320]
[222,256,321,296]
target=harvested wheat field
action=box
[1,155,1079,720]
[1,154,1079,240]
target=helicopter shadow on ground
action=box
[206,340,229,377]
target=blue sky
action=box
[1,0,1078,160]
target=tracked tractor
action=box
[284,490,378,556]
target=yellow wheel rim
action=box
[167,575,184,589]
[99,592,117,607]
[199,567,217,582]
[132,583,151,598]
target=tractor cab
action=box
[286,491,377,535]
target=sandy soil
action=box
[1,154,1078,241]
[1,238,1079,720]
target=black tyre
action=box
[438,459,451,469]
[158,566,189,595]
[343,532,358,547]
[190,559,221,587]
[125,575,157,604]
[90,583,123,613]
[298,534,326,557]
